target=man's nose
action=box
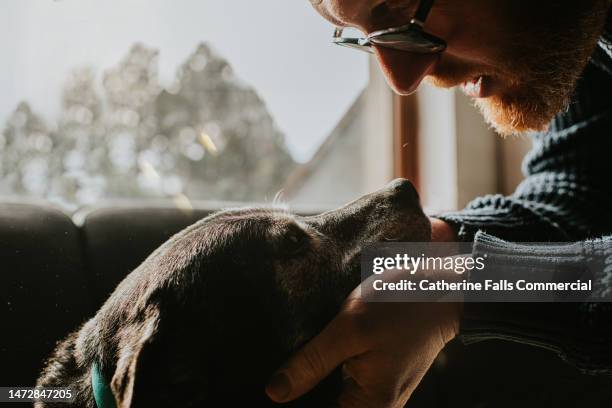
[375,47,440,95]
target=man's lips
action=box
[461,75,495,98]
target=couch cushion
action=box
[0,203,90,386]
[79,206,214,309]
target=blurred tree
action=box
[102,44,162,199]
[156,43,294,201]
[0,42,296,207]
[0,102,54,197]
[50,67,106,206]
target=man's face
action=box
[310,0,609,135]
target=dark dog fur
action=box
[36,179,430,407]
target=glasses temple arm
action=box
[413,0,435,25]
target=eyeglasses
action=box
[332,0,446,55]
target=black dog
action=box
[36,179,430,407]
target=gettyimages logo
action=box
[371,252,486,275]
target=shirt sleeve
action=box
[461,232,612,375]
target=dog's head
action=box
[87,179,430,407]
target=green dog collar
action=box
[91,361,117,408]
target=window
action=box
[0,0,394,211]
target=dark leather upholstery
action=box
[0,202,214,387]
[0,203,89,386]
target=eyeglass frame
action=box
[332,0,446,55]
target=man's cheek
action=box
[324,0,371,29]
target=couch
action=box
[2,201,611,407]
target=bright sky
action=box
[0,0,369,162]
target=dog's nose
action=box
[386,178,419,202]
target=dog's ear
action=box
[110,306,160,408]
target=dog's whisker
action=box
[272,190,291,211]
[273,189,285,205]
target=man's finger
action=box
[265,314,364,403]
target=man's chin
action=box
[426,73,570,136]
[474,94,557,136]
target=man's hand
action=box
[430,217,458,242]
[265,219,462,407]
